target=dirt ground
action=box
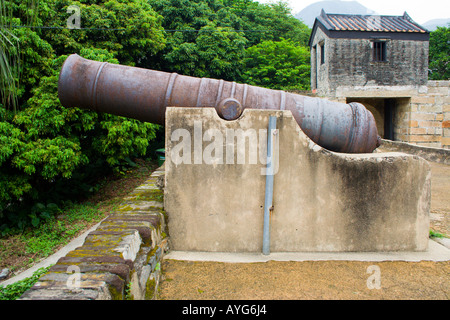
[159,161,450,300]
[160,260,449,300]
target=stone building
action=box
[309,10,449,149]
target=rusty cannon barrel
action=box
[58,54,380,153]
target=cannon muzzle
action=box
[58,54,380,153]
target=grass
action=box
[20,203,104,257]
[0,158,159,282]
[429,229,445,238]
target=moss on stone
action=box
[144,277,156,300]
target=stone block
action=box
[411,96,435,104]
[20,272,124,300]
[49,263,131,282]
[411,113,436,121]
[117,200,163,211]
[410,127,427,135]
[442,137,450,147]
[418,121,442,128]
[409,120,419,128]
[409,135,441,142]
[418,85,428,94]
[18,166,167,300]
[428,86,448,95]
[435,80,450,87]
[20,288,111,300]
[418,104,443,113]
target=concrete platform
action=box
[164,239,450,263]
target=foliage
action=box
[0,1,163,230]
[0,266,51,300]
[242,38,310,90]
[19,202,102,255]
[223,0,311,47]
[147,0,311,81]
[429,26,450,80]
[38,0,166,66]
[164,23,247,80]
[429,229,444,238]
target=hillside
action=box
[422,18,450,31]
[295,0,376,27]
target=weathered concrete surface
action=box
[164,107,430,252]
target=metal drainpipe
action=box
[263,116,277,255]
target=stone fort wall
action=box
[398,80,450,149]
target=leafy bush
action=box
[147,0,311,81]
[0,1,164,230]
[242,38,311,91]
[429,26,450,80]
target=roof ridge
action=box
[318,10,428,33]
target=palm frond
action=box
[0,0,22,112]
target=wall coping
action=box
[380,139,450,165]
[19,165,167,300]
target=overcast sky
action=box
[257,0,450,24]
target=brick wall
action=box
[407,81,450,149]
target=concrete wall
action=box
[164,107,430,253]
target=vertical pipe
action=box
[263,116,277,255]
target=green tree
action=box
[223,0,311,47]
[163,23,247,79]
[429,26,450,80]
[242,38,310,91]
[147,0,310,80]
[0,0,41,111]
[0,1,165,230]
[148,0,246,79]
[39,0,166,66]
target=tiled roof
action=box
[317,10,428,33]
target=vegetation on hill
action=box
[428,26,450,80]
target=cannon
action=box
[58,54,380,153]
